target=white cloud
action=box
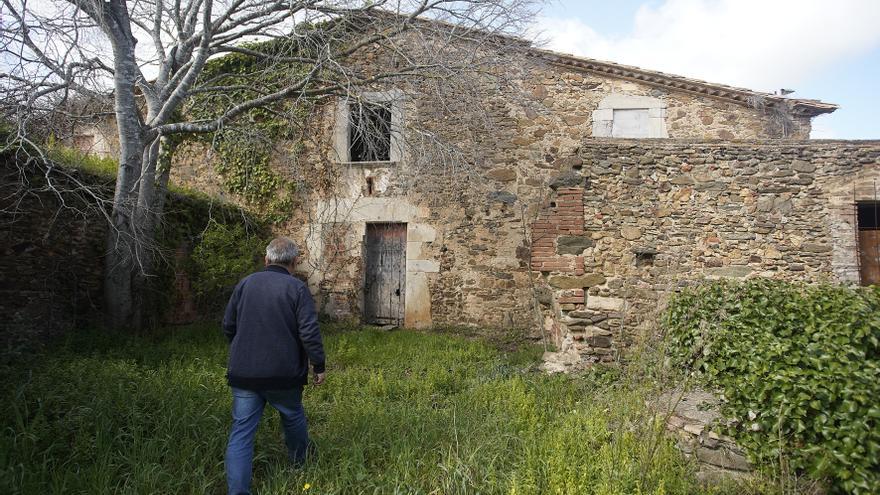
[534,0,880,93]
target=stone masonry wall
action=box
[0,154,249,348]
[538,140,880,369]
[0,158,108,348]
[162,39,832,337]
[166,136,877,362]
[519,66,810,142]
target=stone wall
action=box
[159,37,836,340]
[65,115,119,158]
[267,138,880,363]
[0,158,108,349]
[0,153,255,348]
[518,65,810,142]
[660,389,752,481]
[537,139,880,367]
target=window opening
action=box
[858,203,880,230]
[349,102,391,162]
[634,248,658,268]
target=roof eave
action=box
[532,49,838,117]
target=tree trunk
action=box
[103,5,146,330]
[130,136,171,329]
[103,133,143,329]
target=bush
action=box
[191,219,265,299]
[664,279,880,494]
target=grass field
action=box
[1,323,713,494]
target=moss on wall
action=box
[0,133,267,347]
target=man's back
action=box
[223,265,325,390]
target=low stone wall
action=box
[0,155,253,348]
[0,158,108,348]
[536,139,880,365]
[660,389,752,482]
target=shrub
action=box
[664,279,880,494]
[191,219,265,300]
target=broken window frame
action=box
[334,90,404,164]
[348,101,392,162]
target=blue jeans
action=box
[225,386,309,495]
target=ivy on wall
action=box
[191,219,266,298]
[184,38,316,223]
[157,188,268,316]
[664,279,880,494]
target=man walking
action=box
[222,237,326,495]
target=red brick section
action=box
[530,187,585,274]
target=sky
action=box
[532,0,880,139]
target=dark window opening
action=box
[365,177,375,196]
[549,201,557,208]
[634,248,658,268]
[858,202,880,230]
[349,102,391,162]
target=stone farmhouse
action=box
[72,21,880,366]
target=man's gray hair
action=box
[265,237,300,265]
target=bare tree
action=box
[1,0,540,329]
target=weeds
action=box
[1,324,704,494]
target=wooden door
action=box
[859,230,880,285]
[363,223,406,325]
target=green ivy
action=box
[155,188,268,317]
[183,38,317,223]
[664,279,880,494]
[191,219,266,300]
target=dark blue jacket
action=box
[222,265,325,390]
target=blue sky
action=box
[534,0,880,139]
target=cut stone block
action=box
[407,260,440,273]
[586,295,626,311]
[548,273,606,289]
[556,236,593,255]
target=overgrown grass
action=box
[0,324,711,494]
[45,141,119,178]
[43,141,208,198]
